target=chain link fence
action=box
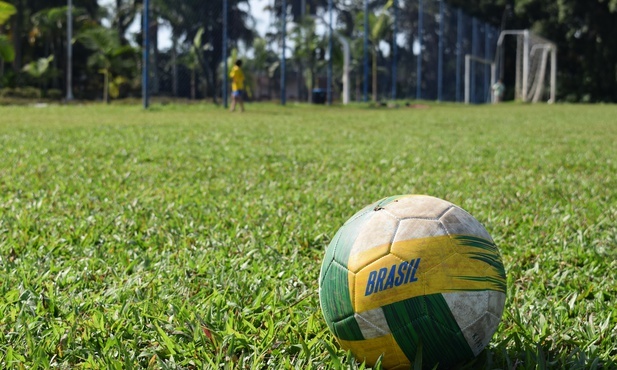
[142,0,500,106]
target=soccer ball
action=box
[318,195,506,369]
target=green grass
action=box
[0,102,615,369]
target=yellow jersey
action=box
[229,65,245,91]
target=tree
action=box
[290,16,326,101]
[0,0,15,24]
[22,55,55,94]
[512,0,617,102]
[362,0,393,102]
[0,1,16,82]
[177,27,206,100]
[77,26,137,103]
[151,0,253,102]
[269,0,329,22]
[154,0,183,96]
[30,6,80,89]
[447,0,617,102]
[247,37,277,100]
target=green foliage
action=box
[291,17,327,101]
[0,103,616,369]
[0,34,14,63]
[0,86,41,99]
[358,1,393,102]
[0,0,16,25]
[177,27,208,100]
[21,55,57,94]
[449,0,617,102]
[0,2,15,66]
[22,55,54,79]
[77,26,138,102]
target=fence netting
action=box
[0,0,500,105]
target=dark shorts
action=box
[232,90,243,97]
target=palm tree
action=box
[30,6,76,89]
[22,55,55,95]
[336,0,394,101]
[177,27,206,100]
[0,1,15,24]
[248,37,277,100]
[290,16,326,102]
[366,1,393,101]
[152,0,254,101]
[103,0,142,45]
[77,26,137,103]
[0,1,16,82]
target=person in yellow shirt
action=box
[229,59,245,112]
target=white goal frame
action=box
[495,30,557,103]
[464,55,496,104]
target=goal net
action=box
[495,30,557,103]
[464,55,496,104]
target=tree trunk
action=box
[11,0,24,73]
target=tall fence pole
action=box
[471,17,478,103]
[456,8,462,102]
[222,0,228,108]
[281,0,286,105]
[142,0,149,109]
[66,0,73,101]
[437,0,444,101]
[416,0,423,100]
[391,0,397,100]
[327,0,333,105]
[363,0,368,102]
[484,24,490,102]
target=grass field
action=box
[0,102,616,369]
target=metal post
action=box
[142,0,149,109]
[363,0,368,102]
[484,24,490,102]
[391,0,398,100]
[222,0,228,108]
[550,46,557,103]
[327,0,333,105]
[471,17,477,103]
[281,0,286,105]
[464,54,470,104]
[456,8,462,102]
[491,63,497,103]
[66,0,73,101]
[416,0,423,100]
[522,29,529,102]
[437,0,444,101]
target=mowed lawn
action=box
[0,102,615,369]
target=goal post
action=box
[464,54,496,104]
[495,30,557,103]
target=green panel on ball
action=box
[332,314,365,341]
[319,206,375,339]
[319,227,343,284]
[320,262,355,331]
[382,294,475,368]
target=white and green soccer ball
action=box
[319,195,506,369]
